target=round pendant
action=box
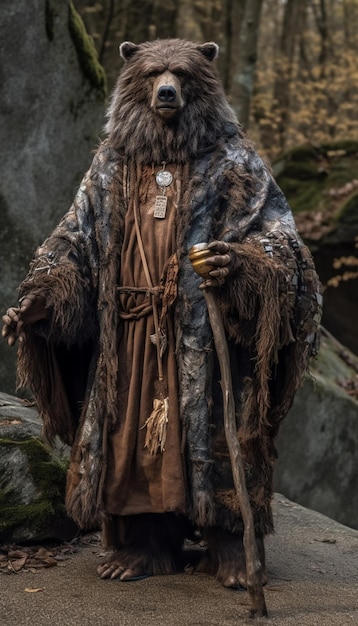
[156,170,173,187]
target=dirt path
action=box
[1,494,358,625]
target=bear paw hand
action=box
[199,240,235,288]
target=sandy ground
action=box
[1,494,358,625]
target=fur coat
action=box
[17,127,321,534]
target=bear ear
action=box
[119,41,139,62]
[197,42,219,62]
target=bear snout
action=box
[158,85,177,103]
[151,70,184,119]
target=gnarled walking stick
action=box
[189,244,268,619]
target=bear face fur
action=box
[105,39,240,164]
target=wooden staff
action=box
[189,243,268,619]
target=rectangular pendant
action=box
[154,195,167,219]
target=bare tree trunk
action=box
[74,0,181,91]
[73,0,124,91]
[99,0,115,64]
[193,0,223,41]
[342,0,358,111]
[219,0,245,93]
[270,0,307,151]
[342,0,358,48]
[176,0,202,41]
[151,0,178,39]
[231,0,264,129]
[311,0,331,73]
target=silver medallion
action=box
[155,170,173,187]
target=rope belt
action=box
[117,285,164,320]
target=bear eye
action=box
[173,70,186,79]
[147,70,161,78]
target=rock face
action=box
[273,141,358,531]
[275,141,358,354]
[275,332,358,529]
[0,392,75,543]
[0,0,106,394]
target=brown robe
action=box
[104,164,186,516]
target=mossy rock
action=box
[0,0,106,395]
[274,140,358,245]
[274,141,358,353]
[0,393,75,542]
[68,0,107,97]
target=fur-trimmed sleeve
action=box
[217,230,322,430]
[219,233,321,351]
[18,170,101,345]
[16,144,122,445]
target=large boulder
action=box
[275,331,358,529]
[0,0,106,394]
[275,141,358,354]
[0,392,75,543]
[272,140,358,530]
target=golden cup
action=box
[189,243,216,279]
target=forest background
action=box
[73,0,358,163]
[0,0,357,540]
[70,0,358,394]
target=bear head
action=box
[119,40,219,121]
[105,39,239,164]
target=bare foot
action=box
[198,528,267,590]
[98,513,185,581]
[221,565,268,590]
[97,544,178,581]
[97,552,149,580]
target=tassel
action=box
[142,396,169,455]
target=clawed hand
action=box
[1,293,48,346]
[200,240,234,288]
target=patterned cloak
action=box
[17,127,322,535]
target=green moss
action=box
[278,177,326,214]
[277,144,320,164]
[276,140,358,165]
[321,139,358,156]
[0,437,68,541]
[275,141,358,221]
[313,338,358,382]
[0,436,67,496]
[334,192,358,221]
[0,500,68,540]
[68,0,107,97]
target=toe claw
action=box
[111,567,124,579]
[223,575,241,589]
[98,562,124,579]
[238,575,247,589]
[99,568,110,579]
[119,568,136,581]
